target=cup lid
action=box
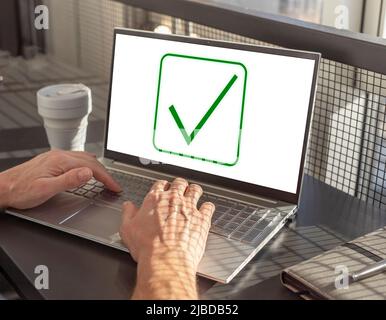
[37,83,91,110]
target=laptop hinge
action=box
[105,160,291,208]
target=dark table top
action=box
[0,169,385,299]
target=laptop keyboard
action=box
[67,170,286,245]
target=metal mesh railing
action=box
[42,0,386,208]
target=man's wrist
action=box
[134,250,198,300]
[0,172,10,209]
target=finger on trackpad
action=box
[60,204,122,241]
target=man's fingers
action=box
[122,201,138,222]
[120,201,138,253]
[150,180,170,193]
[39,167,93,197]
[81,159,121,192]
[199,202,215,224]
[169,178,188,196]
[62,156,121,192]
[184,184,203,206]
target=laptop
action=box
[6,28,320,283]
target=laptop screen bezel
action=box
[104,28,320,205]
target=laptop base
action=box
[6,160,296,283]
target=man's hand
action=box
[0,150,121,209]
[120,177,214,300]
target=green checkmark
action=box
[153,53,247,167]
[168,74,238,145]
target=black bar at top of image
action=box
[115,0,386,75]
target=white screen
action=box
[107,33,316,194]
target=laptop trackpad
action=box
[10,192,92,225]
[60,203,122,241]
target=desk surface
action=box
[1,172,385,299]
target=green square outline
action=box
[153,53,248,167]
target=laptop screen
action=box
[106,29,319,200]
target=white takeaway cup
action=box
[37,84,92,151]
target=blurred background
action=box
[0,0,385,209]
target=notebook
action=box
[281,227,386,299]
